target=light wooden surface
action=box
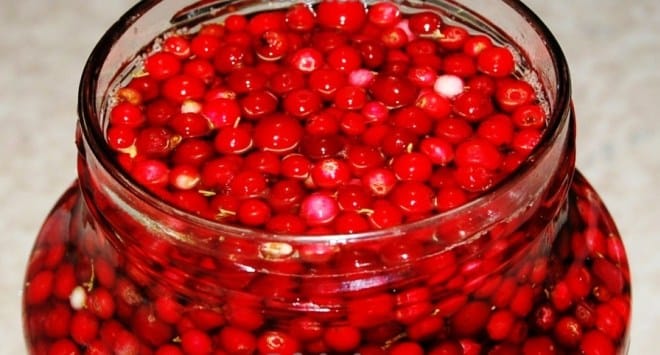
[1,1,657,353]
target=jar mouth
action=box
[78,0,571,244]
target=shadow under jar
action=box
[23,1,631,354]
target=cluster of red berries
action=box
[105,1,546,234]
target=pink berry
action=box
[299,192,340,226]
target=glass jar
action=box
[23,0,631,354]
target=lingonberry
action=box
[434,74,465,98]
[200,155,242,188]
[419,137,454,166]
[237,198,271,227]
[368,2,401,27]
[161,74,205,103]
[265,213,307,234]
[467,74,497,95]
[240,90,278,119]
[453,164,496,192]
[316,1,366,33]
[168,112,211,138]
[144,51,181,80]
[255,30,289,61]
[84,288,115,321]
[361,167,397,197]
[213,125,253,155]
[416,89,452,119]
[462,35,493,57]
[304,111,339,136]
[308,68,347,99]
[253,114,303,153]
[522,336,557,355]
[365,199,402,229]
[454,138,503,171]
[131,159,170,189]
[183,58,216,84]
[224,14,248,32]
[381,27,409,49]
[359,40,386,68]
[243,150,281,176]
[380,127,418,157]
[477,113,515,146]
[348,68,376,88]
[339,111,367,136]
[407,66,437,88]
[336,184,372,212]
[436,186,468,212]
[392,106,432,135]
[443,53,477,78]
[283,88,322,117]
[189,34,221,59]
[268,68,306,95]
[554,316,582,348]
[334,211,371,233]
[289,47,324,72]
[512,103,546,129]
[300,134,344,160]
[512,127,543,154]
[42,303,71,338]
[477,46,516,77]
[370,75,418,108]
[106,126,136,153]
[256,331,300,355]
[228,170,267,198]
[180,329,213,355]
[213,44,254,73]
[285,3,315,31]
[110,102,145,128]
[495,78,537,112]
[408,11,442,35]
[344,145,383,176]
[310,158,351,189]
[390,181,435,215]
[323,325,362,353]
[327,45,362,73]
[334,85,367,110]
[299,192,340,226]
[453,90,495,121]
[163,35,191,58]
[226,67,267,94]
[392,152,433,182]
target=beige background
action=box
[1,1,657,353]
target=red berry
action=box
[477,46,516,77]
[368,2,401,27]
[180,329,213,355]
[390,181,435,215]
[253,114,303,153]
[408,11,442,35]
[310,158,351,189]
[285,4,316,31]
[162,74,205,103]
[110,102,145,128]
[454,138,503,171]
[145,51,181,80]
[300,192,340,226]
[317,1,367,33]
[370,75,418,108]
[323,325,362,352]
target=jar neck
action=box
[76,0,574,266]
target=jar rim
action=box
[77,0,572,244]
